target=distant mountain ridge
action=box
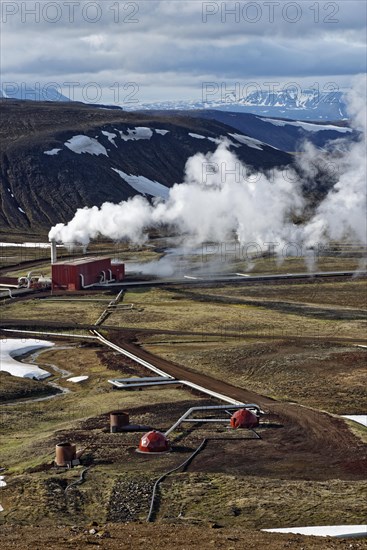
[0,100,355,231]
[0,85,348,120]
[132,89,348,121]
[151,110,355,152]
[0,84,70,102]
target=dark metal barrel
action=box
[55,442,76,466]
[110,410,130,433]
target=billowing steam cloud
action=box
[49,141,305,248]
[302,75,366,247]
[49,76,366,255]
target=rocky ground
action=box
[1,523,367,550]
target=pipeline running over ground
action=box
[146,438,207,523]
[65,468,90,495]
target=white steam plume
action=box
[49,141,304,249]
[49,76,366,257]
[50,196,154,246]
[302,74,367,247]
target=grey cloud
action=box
[1,0,365,101]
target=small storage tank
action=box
[110,410,130,433]
[230,409,259,429]
[138,431,170,453]
[55,442,77,466]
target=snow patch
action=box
[228,133,263,150]
[207,136,223,144]
[262,118,352,133]
[155,129,170,135]
[18,207,26,214]
[341,415,367,427]
[44,148,61,156]
[119,127,153,141]
[65,135,108,156]
[101,131,118,147]
[189,133,206,139]
[188,133,223,145]
[262,525,367,538]
[112,168,169,199]
[67,375,89,383]
[0,338,53,379]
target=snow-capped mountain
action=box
[162,110,355,152]
[0,84,70,102]
[0,100,291,230]
[0,99,354,230]
[131,89,348,121]
[216,89,348,120]
[0,84,348,120]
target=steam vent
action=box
[230,409,259,429]
[138,431,171,453]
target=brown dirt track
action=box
[108,331,367,483]
[3,523,366,550]
[5,523,367,550]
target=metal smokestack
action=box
[50,240,57,264]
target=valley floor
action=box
[0,248,366,548]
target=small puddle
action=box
[27,346,73,378]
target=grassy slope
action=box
[0,268,366,532]
[0,372,60,402]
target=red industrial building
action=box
[52,257,125,291]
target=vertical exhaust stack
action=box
[50,239,57,265]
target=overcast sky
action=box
[1,0,366,104]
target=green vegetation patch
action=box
[0,372,61,403]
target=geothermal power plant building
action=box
[51,257,125,291]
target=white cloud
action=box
[80,34,106,49]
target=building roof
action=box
[53,256,111,266]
